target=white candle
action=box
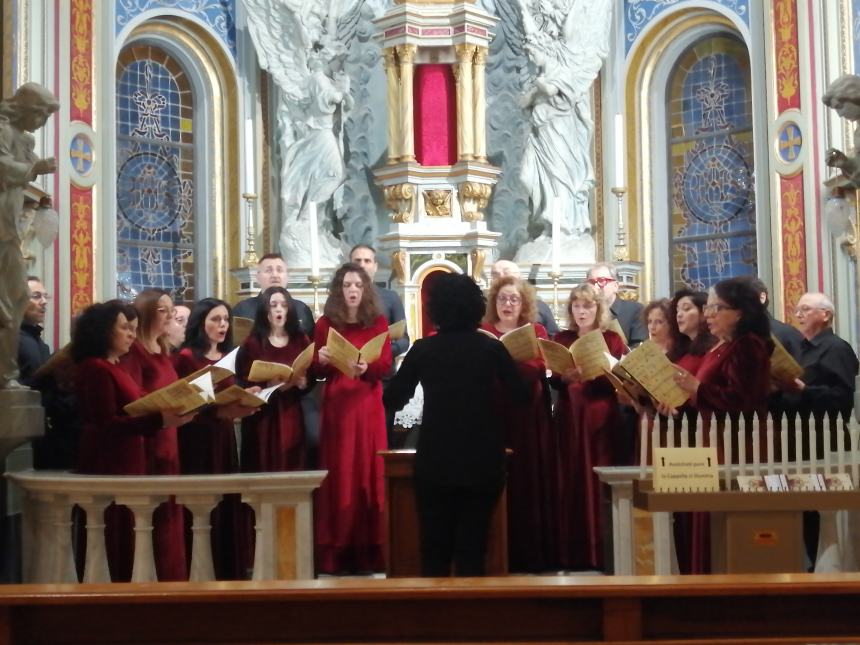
[614,113,625,188]
[550,197,561,273]
[245,118,256,194]
[308,201,320,277]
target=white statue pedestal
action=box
[0,389,44,462]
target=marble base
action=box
[0,389,43,462]
[513,232,596,265]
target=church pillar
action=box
[397,44,417,163]
[472,46,487,162]
[383,47,402,163]
[454,44,475,162]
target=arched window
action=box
[116,44,195,301]
[667,34,756,292]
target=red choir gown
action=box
[480,322,558,572]
[692,333,771,455]
[120,340,188,581]
[236,333,310,472]
[76,357,164,582]
[553,328,626,571]
[312,314,391,574]
[669,351,709,575]
[174,348,250,579]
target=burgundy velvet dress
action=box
[174,348,250,579]
[76,357,164,582]
[553,328,626,571]
[480,322,558,572]
[119,340,188,581]
[312,314,391,574]
[236,333,310,472]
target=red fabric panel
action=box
[414,64,457,166]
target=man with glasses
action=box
[17,276,50,385]
[585,262,646,347]
[490,260,559,335]
[780,292,857,423]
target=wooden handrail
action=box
[1,574,860,643]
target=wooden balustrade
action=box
[6,470,326,583]
[1,574,860,644]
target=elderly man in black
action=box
[781,292,858,425]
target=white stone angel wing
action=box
[495,0,527,58]
[562,0,612,85]
[240,0,312,110]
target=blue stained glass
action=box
[116,50,195,301]
[669,41,756,292]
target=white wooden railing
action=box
[597,412,860,575]
[6,470,326,583]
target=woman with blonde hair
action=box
[480,275,557,572]
[551,283,626,571]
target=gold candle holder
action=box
[611,186,628,262]
[548,270,562,323]
[242,193,259,267]
[309,274,322,318]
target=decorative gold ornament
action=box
[469,248,486,282]
[423,189,452,217]
[618,287,640,302]
[384,183,415,223]
[391,249,409,284]
[459,182,492,221]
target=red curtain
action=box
[414,64,457,166]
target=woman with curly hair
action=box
[480,275,557,572]
[312,262,392,574]
[74,300,193,582]
[384,272,526,576]
[552,283,626,571]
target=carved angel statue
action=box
[241,0,363,268]
[823,74,860,188]
[499,0,612,259]
[0,83,59,388]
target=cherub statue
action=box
[241,0,363,269]
[823,74,860,187]
[499,0,612,253]
[0,83,59,388]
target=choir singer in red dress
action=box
[120,288,190,581]
[236,286,312,472]
[480,276,557,573]
[313,263,392,574]
[552,284,626,571]
[176,297,257,579]
[74,300,194,582]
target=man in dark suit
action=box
[350,244,411,447]
[490,260,559,336]
[738,275,803,358]
[233,253,315,336]
[586,262,646,347]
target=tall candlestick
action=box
[308,201,320,277]
[245,118,256,194]
[550,197,561,273]
[614,113,625,188]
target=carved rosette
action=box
[459,182,492,222]
[423,189,452,217]
[469,248,486,282]
[384,183,416,223]
[391,249,409,284]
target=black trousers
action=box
[414,479,503,577]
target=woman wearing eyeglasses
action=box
[120,288,191,581]
[480,275,557,572]
[671,277,772,448]
[551,283,626,571]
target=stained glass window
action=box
[116,45,195,301]
[667,34,757,293]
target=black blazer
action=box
[610,298,647,347]
[383,330,527,487]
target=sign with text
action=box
[653,447,719,492]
